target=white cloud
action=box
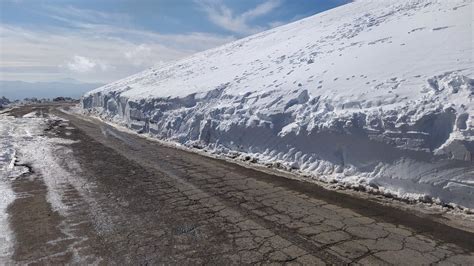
[268,20,285,28]
[66,55,109,73]
[0,22,234,83]
[124,44,164,67]
[241,0,282,20]
[0,3,237,83]
[46,5,131,26]
[197,0,282,35]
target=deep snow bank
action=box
[82,0,474,208]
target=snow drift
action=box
[82,0,474,208]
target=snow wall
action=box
[82,0,474,208]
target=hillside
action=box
[82,0,474,208]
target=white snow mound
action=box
[82,0,474,208]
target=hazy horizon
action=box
[0,79,104,100]
[0,0,348,99]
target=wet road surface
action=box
[3,105,474,264]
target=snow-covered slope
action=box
[82,0,474,208]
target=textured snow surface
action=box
[0,112,99,263]
[82,0,474,208]
[0,113,55,262]
[0,115,21,263]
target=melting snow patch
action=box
[0,115,41,263]
[0,112,88,262]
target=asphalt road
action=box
[4,105,474,265]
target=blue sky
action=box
[0,0,349,83]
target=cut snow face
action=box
[82,0,474,208]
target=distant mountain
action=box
[0,96,10,107]
[0,80,103,100]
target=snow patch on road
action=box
[0,115,36,263]
[0,114,75,215]
[0,112,97,263]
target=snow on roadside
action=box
[0,111,96,263]
[4,113,77,214]
[0,180,14,263]
[0,115,31,263]
[81,0,474,209]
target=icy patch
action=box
[0,112,100,263]
[5,114,82,216]
[22,111,39,118]
[17,137,79,215]
[0,178,15,264]
[0,115,37,263]
[0,175,15,263]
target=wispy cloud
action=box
[1,0,348,84]
[66,55,110,73]
[0,5,235,83]
[46,5,131,26]
[197,0,282,35]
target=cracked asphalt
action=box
[5,105,474,265]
